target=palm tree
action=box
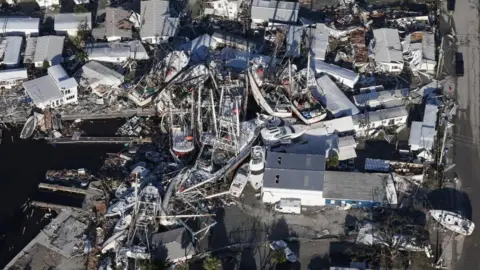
[270,249,287,265]
[203,257,222,270]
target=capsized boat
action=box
[162,51,189,83]
[260,124,309,145]
[429,210,475,236]
[114,214,132,232]
[20,115,37,139]
[229,163,249,198]
[105,200,134,217]
[249,146,265,190]
[101,230,127,253]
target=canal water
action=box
[0,120,126,268]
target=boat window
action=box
[275,174,279,184]
[277,157,282,164]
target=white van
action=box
[274,198,301,214]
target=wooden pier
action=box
[31,200,83,211]
[38,183,88,195]
[48,136,137,144]
[60,108,156,121]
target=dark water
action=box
[0,122,126,268]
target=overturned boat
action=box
[20,115,37,139]
[429,210,475,236]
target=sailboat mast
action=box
[210,88,218,134]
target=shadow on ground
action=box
[427,188,472,220]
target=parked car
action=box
[284,247,297,263]
[269,240,298,263]
[455,52,464,77]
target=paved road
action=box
[449,0,480,268]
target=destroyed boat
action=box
[229,163,249,198]
[169,107,195,156]
[248,65,292,118]
[249,146,265,190]
[287,67,327,124]
[429,210,475,236]
[106,200,135,217]
[101,230,127,254]
[45,168,92,182]
[114,214,132,232]
[260,124,309,145]
[20,115,37,139]
[162,51,189,83]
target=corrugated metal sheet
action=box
[312,59,359,88]
[251,0,299,22]
[311,23,329,60]
[54,13,92,31]
[33,36,65,65]
[373,28,402,62]
[0,68,27,81]
[3,36,22,66]
[323,171,391,202]
[140,0,179,38]
[365,158,390,172]
[315,74,360,117]
[0,17,39,34]
[106,7,132,39]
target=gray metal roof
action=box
[3,36,22,66]
[409,122,435,150]
[353,88,408,108]
[315,74,360,117]
[323,171,391,202]
[263,152,325,191]
[81,61,123,86]
[86,41,149,61]
[422,104,438,128]
[54,13,92,31]
[140,0,179,38]
[311,59,359,88]
[0,68,27,81]
[151,228,194,262]
[286,26,303,57]
[24,75,63,106]
[311,24,329,60]
[0,17,39,34]
[373,28,403,63]
[251,0,299,22]
[364,158,390,172]
[353,106,408,124]
[106,8,132,39]
[27,36,65,64]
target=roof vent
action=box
[277,156,282,164]
[275,174,279,184]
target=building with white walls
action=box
[262,152,326,206]
[371,28,404,73]
[54,13,92,36]
[0,68,28,89]
[23,65,78,109]
[24,36,65,67]
[352,106,409,136]
[204,0,239,20]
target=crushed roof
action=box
[311,23,329,60]
[86,41,149,61]
[314,74,360,117]
[251,0,299,22]
[106,8,132,39]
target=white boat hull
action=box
[248,69,292,118]
[229,164,249,198]
[429,210,475,236]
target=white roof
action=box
[86,41,149,62]
[422,104,438,128]
[0,68,28,81]
[54,13,92,31]
[24,36,65,64]
[315,74,360,117]
[24,65,77,106]
[311,24,329,60]
[0,17,39,34]
[81,61,123,87]
[140,0,179,38]
[312,59,359,88]
[310,116,354,134]
[251,0,299,22]
[3,36,22,65]
[353,88,408,108]
[373,28,403,63]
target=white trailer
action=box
[274,198,301,214]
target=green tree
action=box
[326,155,339,168]
[175,262,189,270]
[42,60,50,69]
[74,4,88,13]
[203,257,221,270]
[270,249,287,265]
